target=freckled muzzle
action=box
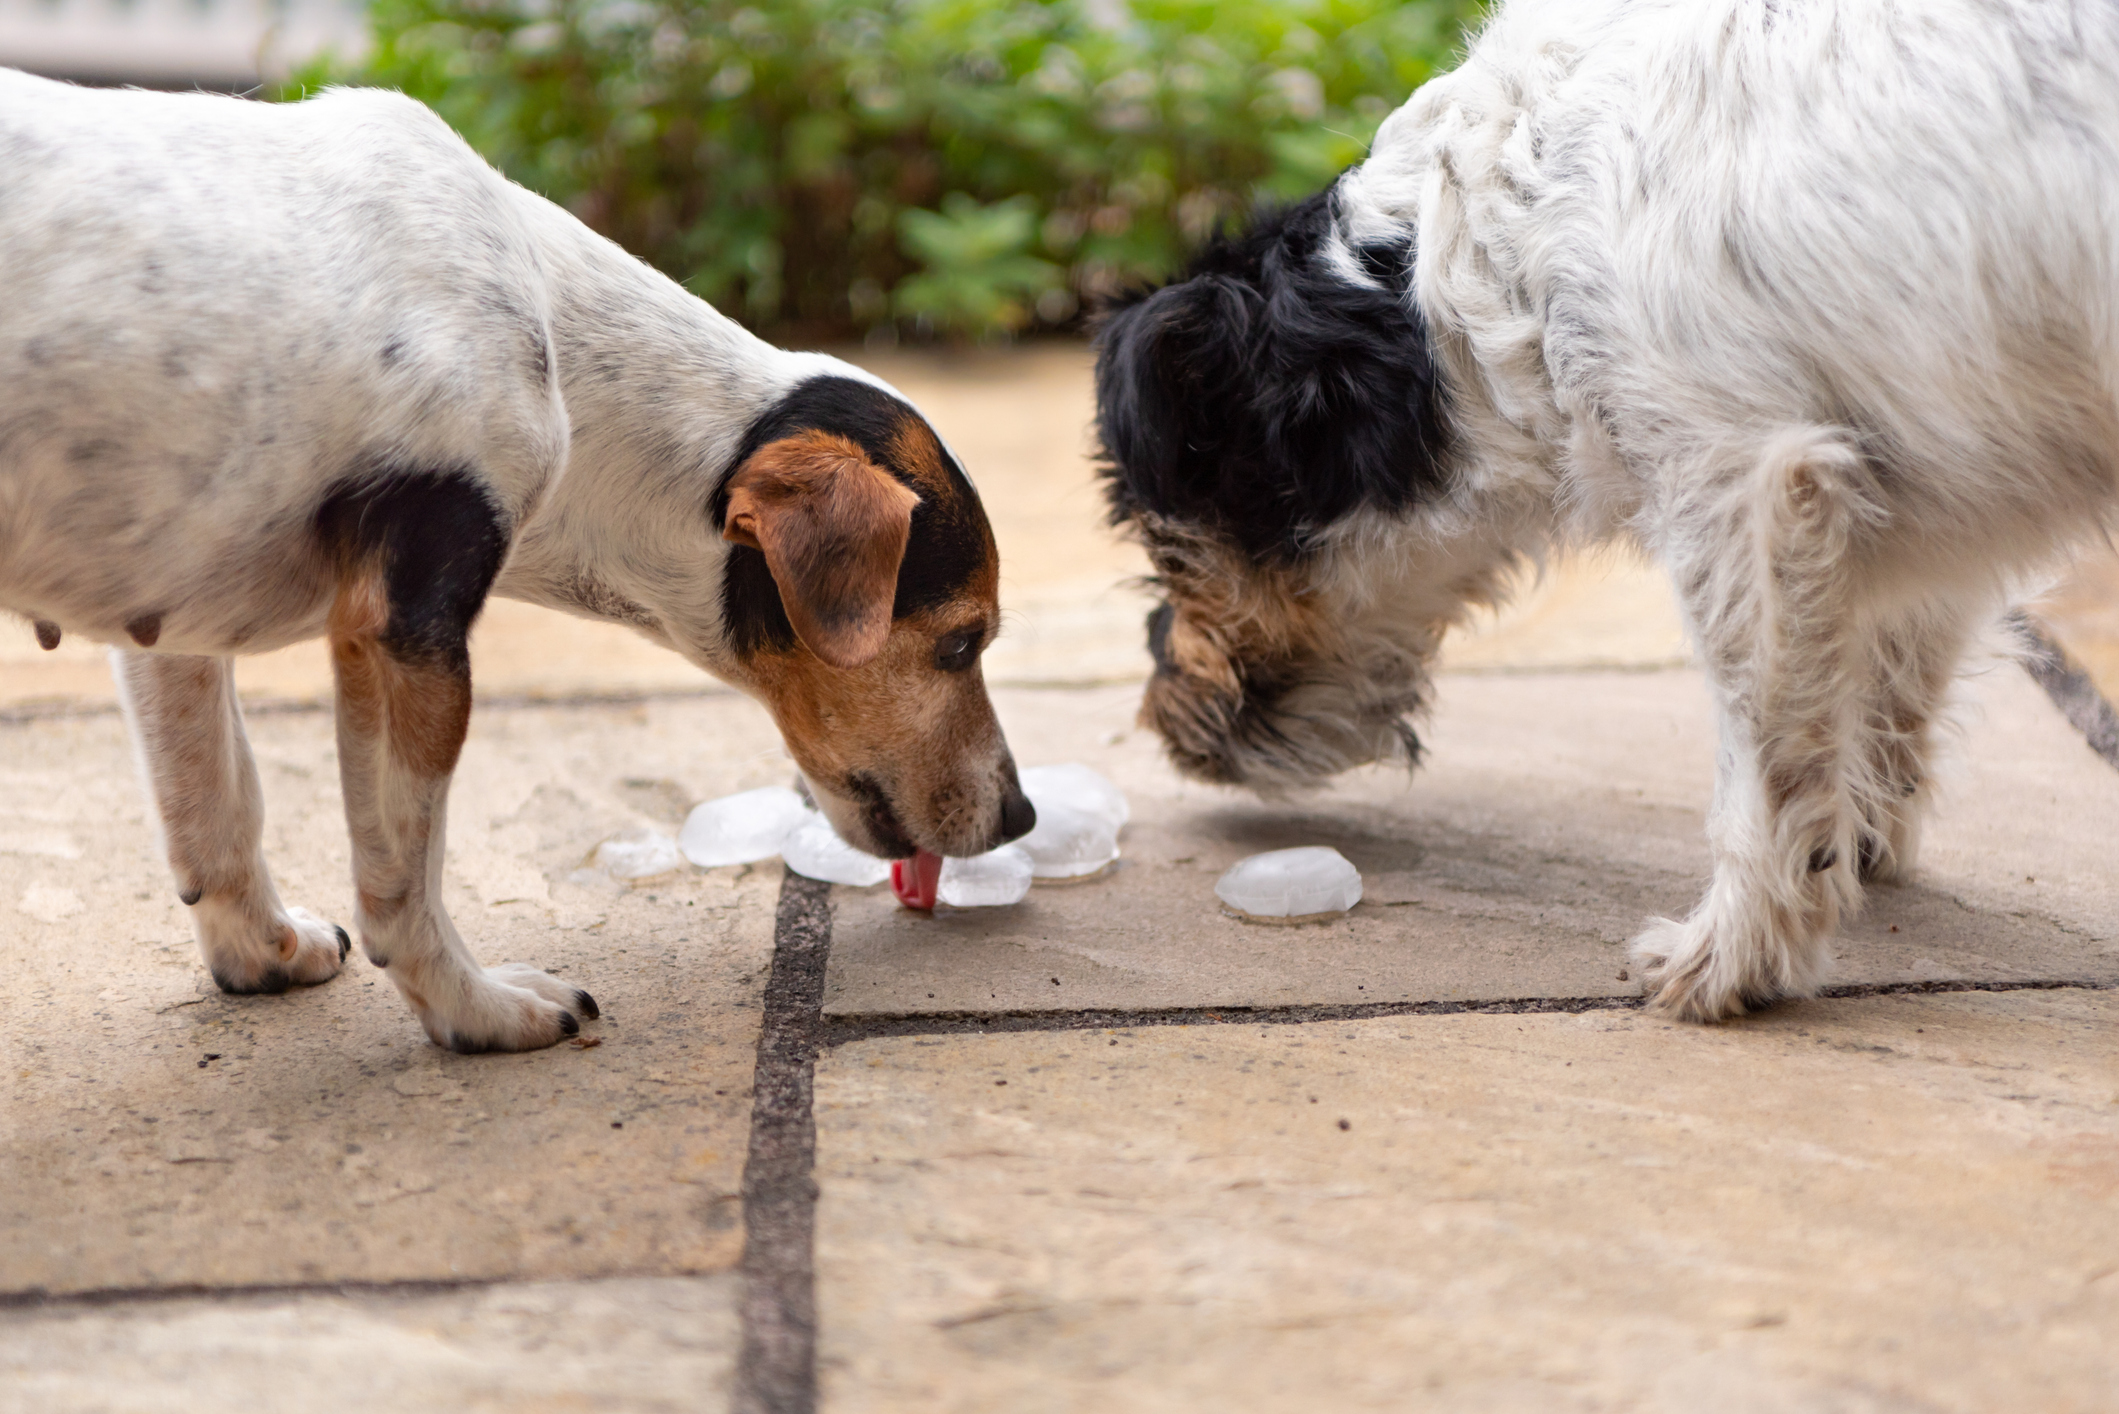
[1141,599,1253,785]
[1137,596,1427,793]
[825,758,1035,861]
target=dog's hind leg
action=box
[1850,608,1972,885]
[114,650,350,993]
[323,476,594,1053]
[1634,428,1884,1021]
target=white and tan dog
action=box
[1096,0,2119,1021]
[0,69,1033,1052]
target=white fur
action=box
[1321,0,2119,1018]
[0,69,945,1049]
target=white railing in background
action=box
[0,0,368,89]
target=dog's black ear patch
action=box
[1095,187,1449,561]
[721,543,800,658]
[715,375,995,658]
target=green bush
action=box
[289,0,1481,340]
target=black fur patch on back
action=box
[1094,185,1450,561]
[315,467,510,672]
[713,376,992,657]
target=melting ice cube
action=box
[1013,799,1119,879]
[937,845,1034,907]
[592,827,686,881]
[678,786,809,868]
[781,812,892,887]
[1020,763,1129,833]
[1215,847,1363,920]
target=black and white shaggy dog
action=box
[0,69,1033,1052]
[1097,0,2119,1021]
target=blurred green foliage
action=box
[289,0,1482,339]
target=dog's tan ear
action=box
[722,430,920,669]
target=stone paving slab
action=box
[0,1275,737,1413]
[825,667,2119,1017]
[0,697,793,1295]
[813,989,2119,1413]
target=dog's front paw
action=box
[1630,899,1829,1023]
[200,900,351,994]
[282,906,353,984]
[418,965,600,1054]
[1630,916,1751,1023]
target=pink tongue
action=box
[891,849,944,910]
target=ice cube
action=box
[1014,799,1119,879]
[592,827,686,881]
[937,845,1034,907]
[679,786,809,868]
[1020,763,1129,833]
[780,812,892,887]
[1215,847,1363,920]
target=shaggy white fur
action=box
[1323,0,2116,1019]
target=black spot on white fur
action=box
[315,465,509,672]
[1095,185,1451,562]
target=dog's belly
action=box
[0,492,339,655]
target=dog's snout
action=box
[997,787,1037,845]
[1146,601,1176,674]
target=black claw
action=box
[179,886,202,907]
[334,925,352,962]
[573,989,601,1020]
[557,1011,580,1037]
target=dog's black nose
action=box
[998,787,1037,844]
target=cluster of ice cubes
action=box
[646,764,1129,906]
[585,775,1363,924]
[1215,846,1363,921]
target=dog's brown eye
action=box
[934,630,980,672]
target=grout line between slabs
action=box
[814,976,2115,1046]
[0,1267,722,1313]
[730,871,833,1414]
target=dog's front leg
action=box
[328,575,595,1053]
[115,650,350,992]
[1634,430,1883,1021]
